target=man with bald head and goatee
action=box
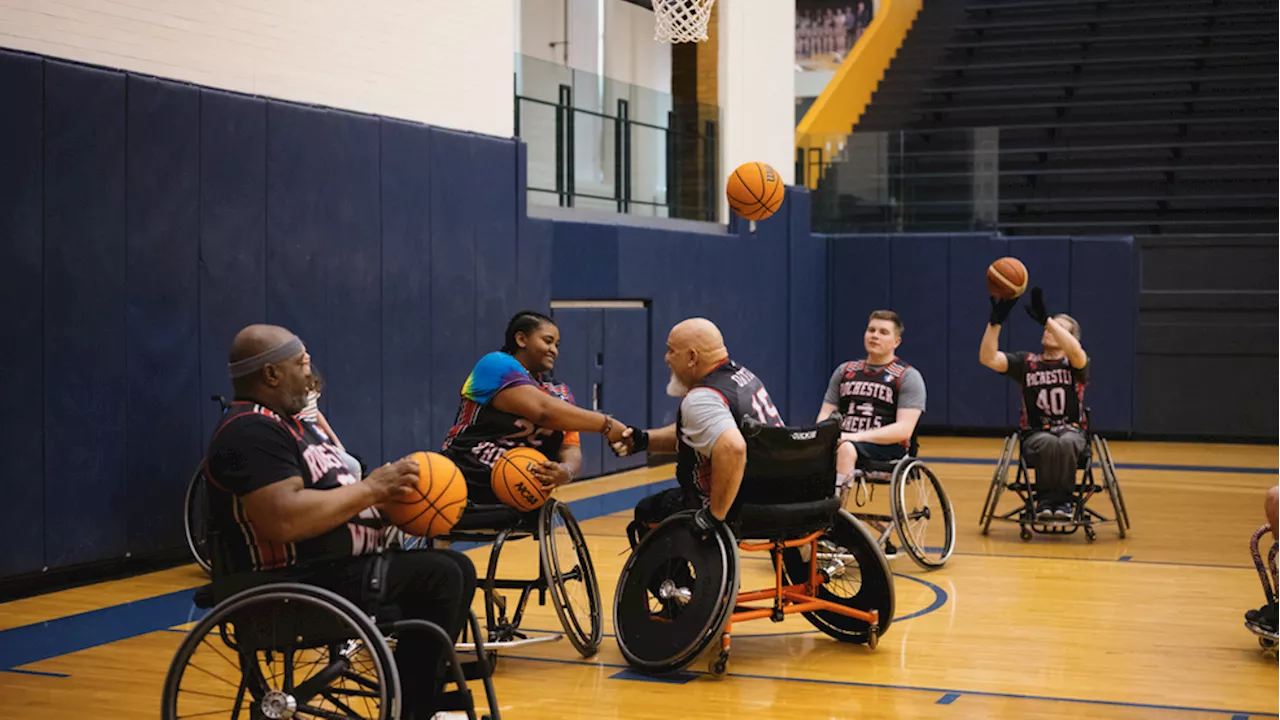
[612,318,786,541]
[204,324,477,720]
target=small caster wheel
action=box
[1084,526,1096,543]
[708,652,728,679]
[866,624,879,650]
[980,526,990,536]
[1020,527,1033,542]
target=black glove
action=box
[988,296,1018,326]
[692,506,723,534]
[1024,287,1049,326]
[628,426,649,454]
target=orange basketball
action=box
[381,451,467,538]
[491,447,552,512]
[726,161,785,221]
[987,256,1029,300]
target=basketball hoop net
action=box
[653,0,716,44]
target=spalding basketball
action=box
[381,451,467,538]
[987,256,1029,300]
[492,447,552,512]
[726,161,785,221]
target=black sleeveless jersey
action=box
[1007,352,1089,431]
[205,402,385,575]
[676,359,785,498]
[834,358,912,447]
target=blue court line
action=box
[1,668,70,678]
[609,668,698,684]
[921,456,1277,475]
[936,692,961,705]
[1118,555,1133,562]
[497,654,1279,718]
[954,550,1253,571]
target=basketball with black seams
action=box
[381,451,467,538]
[726,161,785,221]
[987,256,1029,300]
[491,447,552,512]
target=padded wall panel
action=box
[0,50,45,576]
[552,309,603,479]
[380,119,435,460]
[946,234,1008,429]
[124,76,202,555]
[473,135,520,349]
[730,218,792,422]
[429,129,478,445]
[890,235,950,426]
[602,308,650,474]
[199,90,267,441]
[1005,237,1071,426]
[43,61,129,567]
[552,222,620,300]
[1070,237,1136,433]
[786,190,828,423]
[615,227,680,427]
[316,110,382,462]
[518,218,554,314]
[826,235,891,372]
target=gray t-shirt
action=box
[822,362,927,412]
[679,388,739,456]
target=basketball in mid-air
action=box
[726,161,785,221]
[987,256,1029,299]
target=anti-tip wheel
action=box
[866,625,879,650]
[1084,526,1097,543]
[708,652,728,679]
[1020,527,1033,542]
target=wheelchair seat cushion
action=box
[735,497,842,541]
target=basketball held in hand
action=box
[987,256,1029,300]
[491,447,552,512]
[381,452,467,538]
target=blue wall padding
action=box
[198,90,267,440]
[1004,237,1072,426]
[946,234,1009,429]
[473,134,521,353]
[890,235,951,425]
[826,235,891,378]
[784,190,830,424]
[429,129,480,446]
[0,50,46,576]
[379,118,435,461]
[602,308,650,474]
[1069,237,1136,433]
[43,61,130,567]
[552,308,604,478]
[124,76,203,555]
[552,222,620,300]
[518,217,554,314]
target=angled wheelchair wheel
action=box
[891,460,955,569]
[162,583,399,720]
[613,513,739,674]
[781,510,895,643]
[183,466,213,575]
[981,436,1015,535]
[539,499,603,658]
[1097,436,1130,532]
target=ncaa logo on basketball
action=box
[513,480,539,506]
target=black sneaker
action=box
[1246,602,1278,634]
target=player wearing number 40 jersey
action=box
[980,287,1090,522]
[817,310,927,485]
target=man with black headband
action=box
[205,324,476,720]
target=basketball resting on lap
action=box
[204,324,476,720]
[441,311,632,515]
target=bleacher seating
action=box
[814,0,1278,238]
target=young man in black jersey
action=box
[205,324,476,720]
[817,310,927,485]
[612,318,785,533]
[980,288,1090,522]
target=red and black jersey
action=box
[1003,352,1090,431]
[834,358,912,447]
[205,401,384,575]
[676,359,784,498]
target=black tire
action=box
[183,466,213,575]
[781,510,895,643]
[891,460,956,569]
[161,583,398,720]
[981,436,1015,535]
[613,513,739,674]
[1098,437,1131,532]
[539,500,603,658]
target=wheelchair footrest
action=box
[457,632,561,651]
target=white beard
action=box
[666,372,689,398]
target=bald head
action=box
[228,324,312,415]
[230,324,299,364]
[665,318,729,393]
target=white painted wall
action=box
[719,0,796,219]
[0,0,515,137]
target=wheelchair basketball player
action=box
[980,288,1090,521]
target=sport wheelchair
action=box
[1247,524,1278,656]
[841,436,956,569]
[979,411,1130,542]
[613,416,894,678]
[396,498,603,659]
[183,395,231,575]
[162,540,501,720]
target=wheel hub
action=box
[657,579,691,604]
[260,690,297,719]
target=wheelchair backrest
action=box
[735,415,841,506]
